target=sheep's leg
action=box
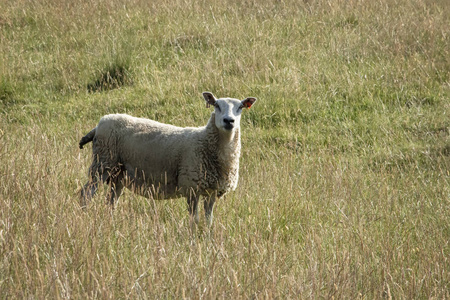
[204,194,216,228]
[187,192,200,234]
[106,165,125,206]
[80,165,103,207]
[187,196,200,224]
[107,181,123,206]
[80,181,99,208]
[80,161,111,207]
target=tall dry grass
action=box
[1,0,449,298]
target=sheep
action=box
[79,92,257,228]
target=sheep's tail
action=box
[79,128,96,149]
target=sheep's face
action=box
[203,92,257,132]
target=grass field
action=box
[1,0,449,298]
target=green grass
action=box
[1,0,449,298]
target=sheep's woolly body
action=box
[89,113,240,199]
[80,92,257,227]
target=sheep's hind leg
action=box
[80,166,103,208]
[107,180,124,206]
[80,180,99,208]
[106,165,125,206]
[108,183,123,207]
[80,163,110,208]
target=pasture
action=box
[0,0,449,298]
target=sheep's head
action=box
[203,92,257,132]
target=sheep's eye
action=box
[214,104,221,111]
[238,105,244,110]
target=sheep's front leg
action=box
[204,194,216,228]
[187,193,200,232]
[187,196,200,224]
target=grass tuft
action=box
[0,78,15,106]
[87,60,132,92]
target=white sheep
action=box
[79,92,257,227]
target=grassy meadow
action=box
[1,0,449,298]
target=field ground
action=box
[0,0,449,298]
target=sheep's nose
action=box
[223,118,235,129]
[223,118,235,125]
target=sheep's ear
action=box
[242,97,257,109]
[203,92,217,108]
